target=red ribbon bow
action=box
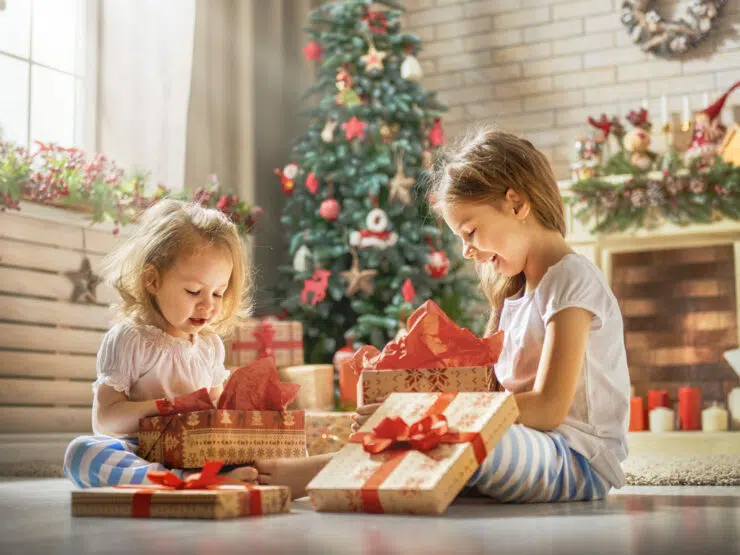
[253,321,276,358]
[117,461,262,517]
[359,414,452,454]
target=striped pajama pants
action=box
[466,424,612,503]
[63,435,183,488]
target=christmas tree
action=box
[275,0,481,363]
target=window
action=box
[0,0,96,150]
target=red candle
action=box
[678,387,701,431]
[629,397,646,431]
[648,389,670,412]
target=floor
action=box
[0,479,738,555]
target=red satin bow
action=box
[359,414,453,454]
[146,460,229,490]
[253,322,276,358]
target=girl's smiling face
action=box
[440,189,532,277]
[145,245,233,340]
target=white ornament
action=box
[321,120,338,143]
[349,208,398,249]
[401,54,423,81]
[293,244,312,273]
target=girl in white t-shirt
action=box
[348,128,631,503]
[63,199,256,487]
[431,127,630,501]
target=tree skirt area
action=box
[2,453,739,486]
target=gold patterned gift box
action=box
[305,411,354,455]
[71,485,291,520]
[307,391,518,515]
[358,366,494,405]
[278,364,335,411]
[224,319,304,368]
[138,409,306,468]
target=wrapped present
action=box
[351,301,504,405]
[72,461,290,519]
[278,364,335,411]
[224,318,304,368]
[306,411,354,456]
[307,391,518,515]
[139,358,306,468]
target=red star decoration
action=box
[342,116,366,141]
[302,40,321,61]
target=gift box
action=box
[224,319,304,368]
[307,391,518,515]
[359,366,494,405]
[138,409,306,468]
[351,301,504,405]
[306,411,354,456]
[72,462,290,520]
[277,364,335,411]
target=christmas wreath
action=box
[621,0,726,57]
[0,138,263,236]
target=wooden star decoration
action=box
[360,45,387,72]
[65,257,101,304]
[389,155,415,205]
[340,249,377,297]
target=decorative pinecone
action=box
[629,188,647,207]
[646,181,665,206]
[664,174,682,196]
[689,178,707,194]
[601,191,619,210]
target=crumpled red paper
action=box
[349,300,504,374]
[217,356,301,411]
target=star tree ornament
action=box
[302,40,321,62]
[340,246,377,297]
[389,149,415,205]
[66,257,101,303]
[360,36,387,73]
[343,116,367,141]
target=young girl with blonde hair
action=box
[347,127,631,503]
[63,199,256,487]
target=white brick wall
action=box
[403,0,740,179]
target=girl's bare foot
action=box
[255,454,334,499]
[350,400,385,432]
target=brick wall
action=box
[403,0,740,180]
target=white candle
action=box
[702,92,710,107]
[641,97,648,110]
[682,96,691,122]
[661,95,668,124]
[728,388,740,430]
[649,407,675,432]
[701,403,728,432]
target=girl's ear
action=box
[505,188,531,221]
[143,264,161,295]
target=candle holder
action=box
[662,113,694,153]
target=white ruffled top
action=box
[93,321,230,404]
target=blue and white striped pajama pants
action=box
[63,435,183,488]
[466,424,611,503]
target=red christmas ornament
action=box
[425,250,450,278]
[302,40,322,61]
[301,269,332,306]
[363,9,388,34]
[401,279,415,303]
[319,198,341,221]
[305,172,319,195]
[343,116,367,141]
[274,163,299,195]
[428,118,445,147]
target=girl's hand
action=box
[350,399,386,433]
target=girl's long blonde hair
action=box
[430,126,566,335]
[103,199,252,336]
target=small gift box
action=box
[307,391,518,515]
[352,301,504,405]
[278,364,335,411]
[72,462,290,520]
[139,358,307,468]
[224,318,304,368]
[306,411,354,456]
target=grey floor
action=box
[1,478,738,555]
